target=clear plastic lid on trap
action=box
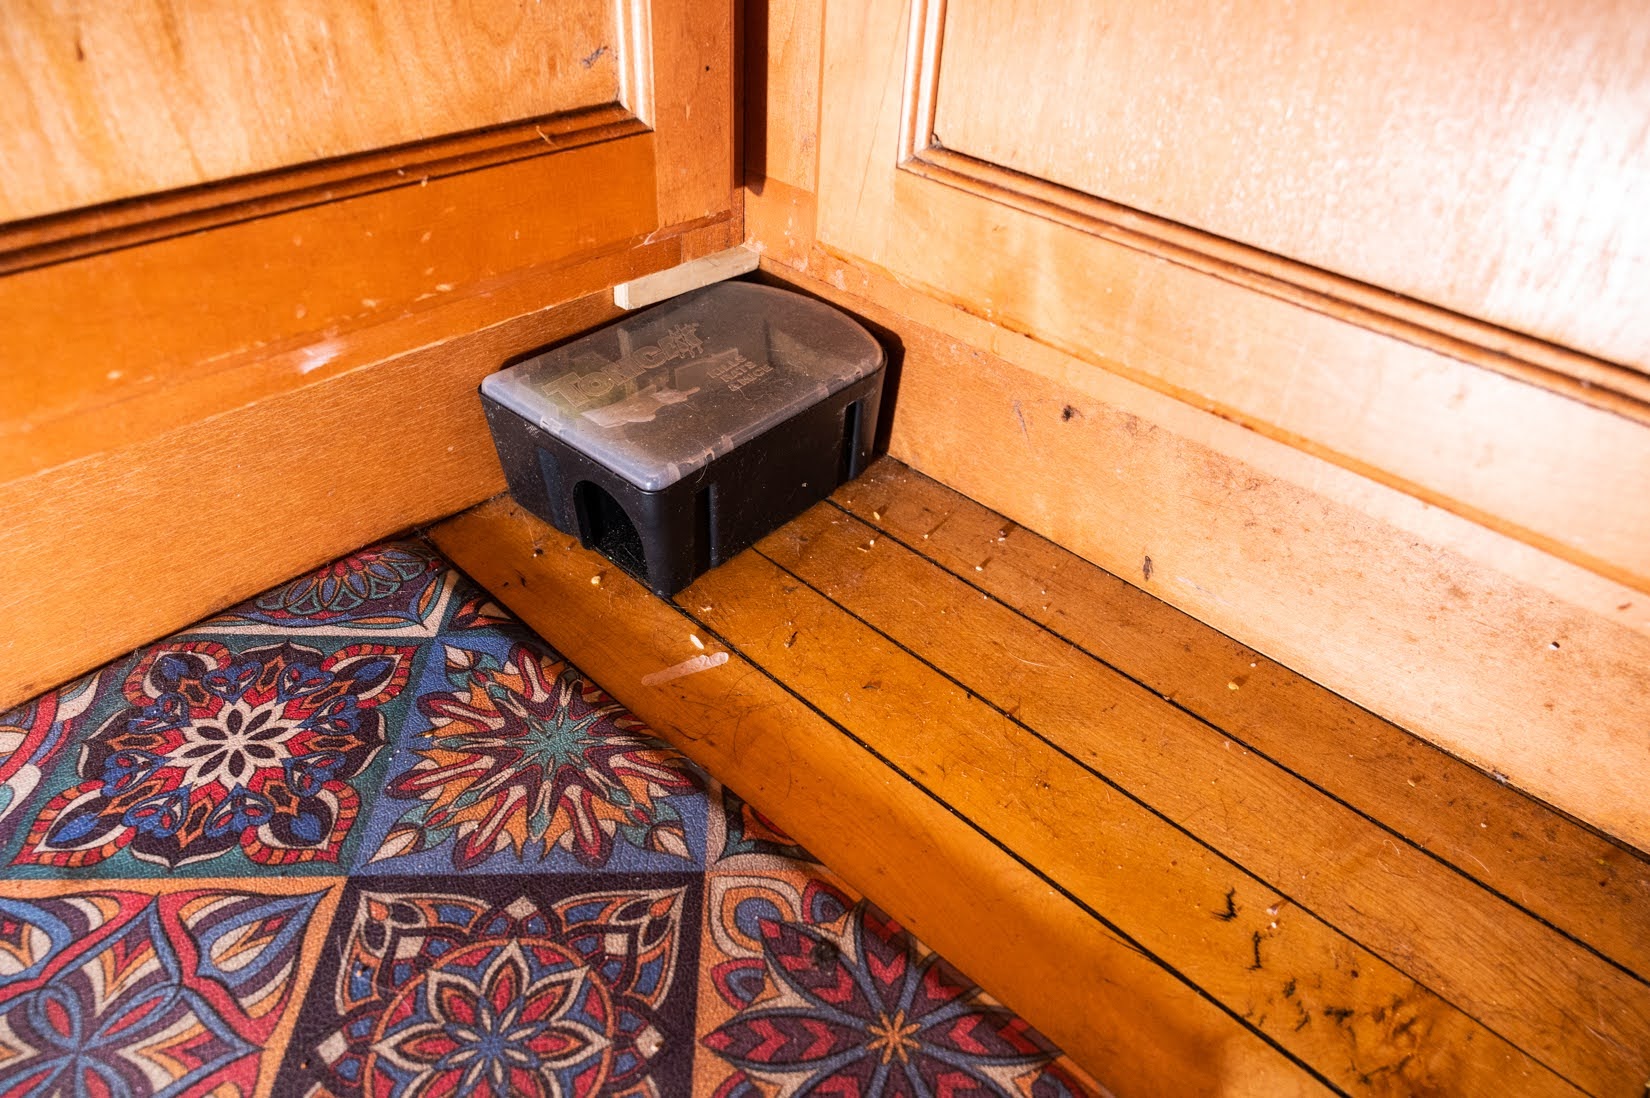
[480,281,885,492]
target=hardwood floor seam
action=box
[662,577,1353,1097]
[747,543,1601,1094]
[823,496,1650,987]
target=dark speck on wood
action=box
[1214,888,1237,921]
[1142,555,1154,582]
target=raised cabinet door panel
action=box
[0,0,633,222]
[932,0,1650,372]
[0,0,737,710]
[808,0,1650,850]
[818,0,1650,597]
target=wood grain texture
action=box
[748,258,1650,853]
[745,0,822,191]
[835,460,1650,986]
[760,501,1650,1093]
[0,105,648,276]
[931,0,1650,371]
[815,0,1650,599]
[689,550,1582,1097]
[0,289,637,709]
[0,0,739,711]
[903,147,1650,426]
[0,137,661,478]
[651,0,737,227]
[430,498,1330,1098]
[0,0,622,223]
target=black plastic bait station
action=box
[480,281,887,596]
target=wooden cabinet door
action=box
[0,0,738,706]
[755,0,1650,849]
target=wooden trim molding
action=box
[0,106,649,276]
[893,0,1650,425]
[0,0,660,276]
[808,0,1650,598]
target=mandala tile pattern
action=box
[367,642,703,872]
[714,788,817,864]
[14,640,409,872]
[696,871,1098,1097]
[205,541,451,633]
[0,674,100,839]
[0,536,1107,1097]
[0,887,321,1096]
[280,876,700,1097]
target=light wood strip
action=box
[684,550,1582,1097]
[429,498,1330,1098]
[758,496,1650,1092]
[747,260,1650,854]
[834,459,1650,985]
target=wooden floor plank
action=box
[429,498,1329,1098]
[684,550,1582,1097]
[833,459,1650,985]
[756,501,1650,1095]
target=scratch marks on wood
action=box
[640,651,728,686]
[1175,574,1232,608]
[581,44,609,68]
[1012,399,1030,442]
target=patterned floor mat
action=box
[0,539,1106,1097]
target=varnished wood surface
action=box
[817,0,1650,596]
[745,255,1650,856]
[0,105,648,276]
[0,137,662,478]
[0,0,622,223]
[433,472,1650,1095]
[740,0,1650,853]
[931,0,1650,371]
[0,0,739,709]
[834,462,1650,987]
[0,287,619,708]
[744,0,1650,853]
[430,498,1330,1098]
